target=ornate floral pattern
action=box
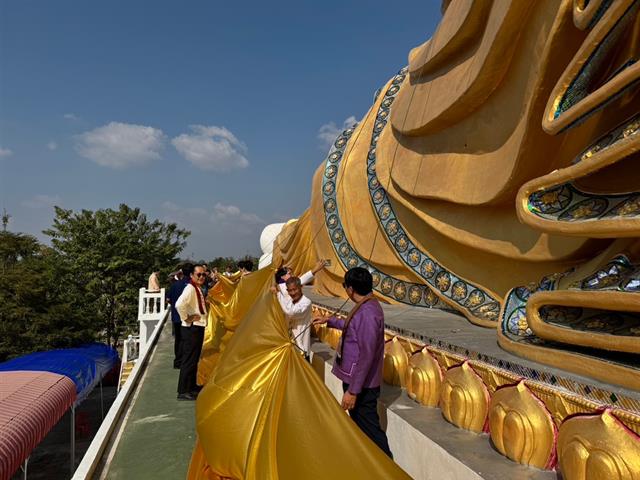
[363,67,501,322]
[320,118,446,309]
[528,113,640,223]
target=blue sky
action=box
[0,1,440,259]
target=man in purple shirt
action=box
[313,267,392,457]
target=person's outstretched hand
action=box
[312,316,328,325]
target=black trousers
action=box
[177,325,205,395]
[172,322,182,368]
[343,383,392,458]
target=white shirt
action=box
[175,283,207,327]
[276,270,315,354]
[277,291,312,355]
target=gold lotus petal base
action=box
[312,301,640,474]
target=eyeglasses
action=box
[195,273,207,278]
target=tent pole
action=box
[22,456,28,480]
[70,405,76,475]
[100,378,104,420]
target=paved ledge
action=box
[310,341,556,480]
[98,322,196,480]
[306,288,640,406]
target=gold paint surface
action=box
[406,348,443,407]
[383,337,409,387]
[558,410,640,480]
[489,381,557,469]
[440,361,490,433]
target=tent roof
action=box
[0,343,118,404]
[0,371,76,480]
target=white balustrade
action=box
[138,287,166,353]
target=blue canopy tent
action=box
[0,343,119,405]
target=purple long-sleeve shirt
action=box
[327,299,385,395]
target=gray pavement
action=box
[104,323,196,480]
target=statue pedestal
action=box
[307,289,640,479]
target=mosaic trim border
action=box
[554,0,640,121]
[569,254,640,292]
[364,67,501,323]
[529,112,640,222]
[320,119,446,309]
[499,257,640,373]
[587,0,615,29]
[312,301,640,414]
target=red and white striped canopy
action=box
[0,370,76,480]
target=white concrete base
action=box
[313,351,482,480]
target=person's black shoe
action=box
[177,393,197,401]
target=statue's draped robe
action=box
[188,269,410,479]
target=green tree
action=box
[44,204,189,348]
[0,231,94,361]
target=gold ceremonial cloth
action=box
[188,268,409,479]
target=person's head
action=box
[243,260,253,272]
[191,265,207,286]
[285,276,303,303]
[225,265,233,273]
[343,267,373,300]
[275,267,287,284]
[181,263,194,278]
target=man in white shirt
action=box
[276,276,313,359]
[175,265,208,401]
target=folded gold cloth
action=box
[188,268,409,479]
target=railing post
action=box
[138,287,166,353]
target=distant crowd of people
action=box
[152,258,392,458]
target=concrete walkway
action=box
[105,323,196,480]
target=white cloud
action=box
[0,147,13,157]
[171,125,249,172]
[63,113,78,120]
[211,202,263,225]
[161,201,207,217]
[75,122,165,168]
[317,115,357,149]
[47,141,58,151]
[22,194,62,209]
[161,200,264,237]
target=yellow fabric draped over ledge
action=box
[187,268,409,480]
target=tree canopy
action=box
[43,204,190,348]
[0,205,189,360]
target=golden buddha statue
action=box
[272,0,640,390]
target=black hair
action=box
[275,267,288,283]
[243,260,254,271]
[181,262,195,277]
[344,267,373,296]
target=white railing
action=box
[138,288,166,353]
[117,335,139,393]
[72,308,169,480]
[138,287,165,319]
